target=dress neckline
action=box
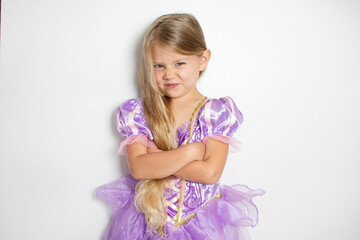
[176,121,190,133]
[174,97,207,133]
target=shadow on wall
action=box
[0,0,2,39]
[113,27,147,176]
[133,28,147,98]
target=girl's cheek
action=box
[155,78,162,87]
[154,72,161,82]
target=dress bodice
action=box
[167,116,221,226]
[95,96,265,239]
[114,97,243,226]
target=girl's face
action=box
[152,44,210,100]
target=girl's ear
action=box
[199,49,211,71]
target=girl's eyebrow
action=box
[153,56,189,64]
[174,58,187,62]
[152,58,188,64]
[152,59,162,64]
[171,57,190,63]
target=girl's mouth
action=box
[165,84,179,88]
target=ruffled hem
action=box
[117,135,157,155]
[95,175,264,240]
[202,135,242,153]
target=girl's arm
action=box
[173,139,229,184]
[126,142,205,180]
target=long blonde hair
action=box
[135,13,207,234]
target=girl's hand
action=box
[174,139,229,184]
[183,142,205,161]
[147,147,163,153]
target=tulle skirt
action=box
[96,175,264,240]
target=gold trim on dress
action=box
[159,97,214,237]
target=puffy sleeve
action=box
[199,97,243,152]
[115,98,156,155]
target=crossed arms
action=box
[126,139,229,185]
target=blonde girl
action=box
[96,13,264,240]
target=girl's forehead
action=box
[152,44,178,54]
[152,45,188,59]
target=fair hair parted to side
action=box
[134,13,208,234]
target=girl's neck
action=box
[170,88,204,109]
[170,88,205,130]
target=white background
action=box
[1,0,359,239]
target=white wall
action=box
[1,0,359,239]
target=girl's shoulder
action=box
[114,98,155,154]
[115,98,152,139]
[198,96,243,138]
[205,96,239,109]
[117,98,144,114]
[203,96,242,121]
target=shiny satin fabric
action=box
[96,97,264,239]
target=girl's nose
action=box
[163,68,176,80]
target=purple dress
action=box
[96,97,264,240]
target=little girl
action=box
[96,13,264,239]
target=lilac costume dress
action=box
[96,97,264,240]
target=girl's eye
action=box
[176,62,185,67]
[154,64,163,69]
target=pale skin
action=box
[126,45,229,185]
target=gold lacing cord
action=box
[158,226,166,238]
[174,97,207,226]
[159,97,211,238]
[159,193,223,237]
[178,193,222,227]
[185,97,208,145]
